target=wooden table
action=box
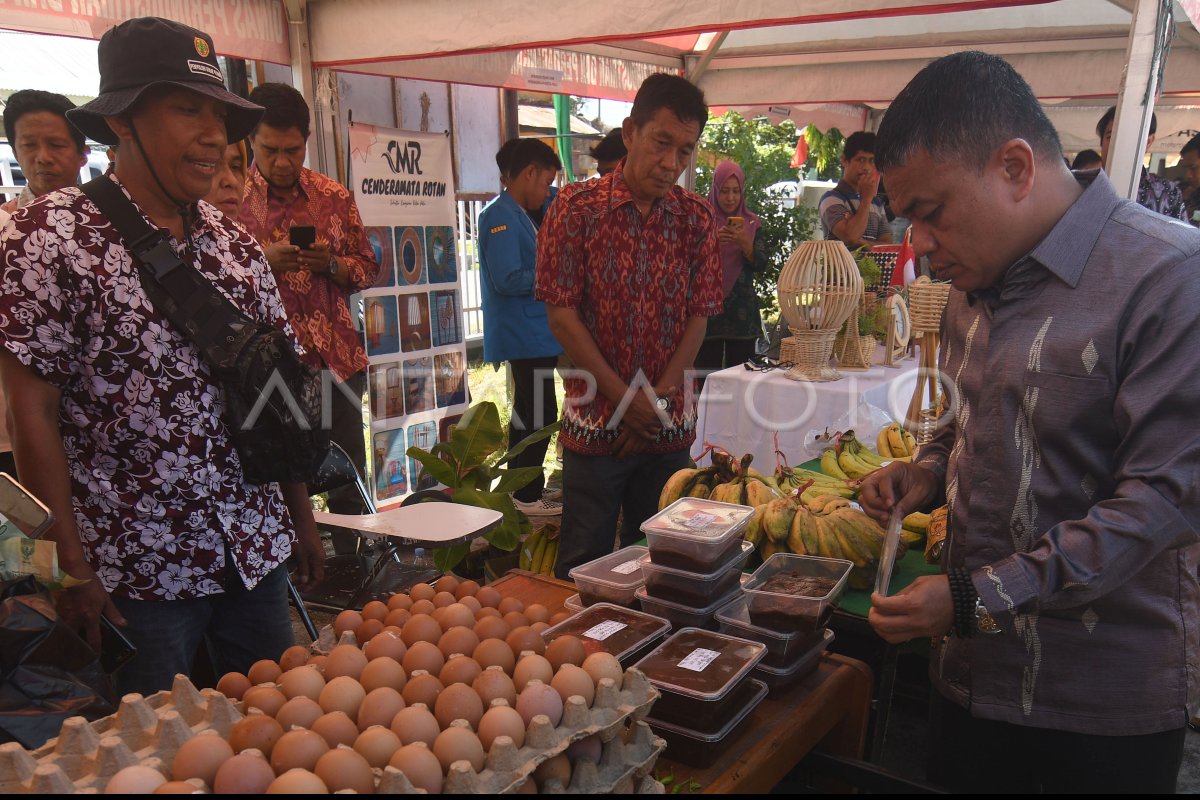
[490,570,874,794]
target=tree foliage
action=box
[801,124,846,181]
[697,112,818,321]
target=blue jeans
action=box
[555,447,691,579]
[110,564,294,696]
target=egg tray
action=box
[1,674,243,794]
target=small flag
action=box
[895,226,916,286]
[790,136,808,169]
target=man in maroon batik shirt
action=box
[536,74,722,577]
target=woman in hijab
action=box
[697,159,768,378]
[204,139,250,218]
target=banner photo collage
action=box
[350,124,469,510]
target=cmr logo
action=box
[383,140,423,175]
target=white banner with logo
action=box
[350,124,467,511]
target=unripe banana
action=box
[763,497,798,543]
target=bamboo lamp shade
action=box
[778,240,864,333]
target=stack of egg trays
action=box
[0,674,240,793]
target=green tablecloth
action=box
[837,549,941,619]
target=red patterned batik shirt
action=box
[240,167,378,380]
[536,166,722,456]
[0,177,300,600]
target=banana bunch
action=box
[659,454,782,511]
[773,498,910,591]
[824,430,908,481]
[519,525,559,576]
[876,422,918,460]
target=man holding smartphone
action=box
[239,84,379,520]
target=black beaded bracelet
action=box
[947,567,976,638]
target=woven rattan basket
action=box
[777,241,863,381]
[908,278,951,335]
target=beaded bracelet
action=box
[946,567,976,638]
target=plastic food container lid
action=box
[564,593,582,612]
[541,602,671,663]
[640,498,754,543]
[646,678,768,743]
[632,627,767,702]
[743,553,853,601]
[568,545,649,591]
[634,584,742,615]
[637,540,754,581]
[715,593,804,643]
[754,629,835,677]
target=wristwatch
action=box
[327,255,340,277]
[975,597,1002,635]
[655,395,672,412]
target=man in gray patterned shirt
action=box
[859,52,1199,793]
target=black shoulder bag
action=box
[81,177,329,485]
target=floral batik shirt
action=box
[0,176,299,600]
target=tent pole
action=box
[285,0,324,175]
[1107,0,1171,201]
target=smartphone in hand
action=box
[289,225,317,250]
[728,216,743,227]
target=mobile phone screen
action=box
[100,616,137,674]
[0,473,53,539]
[289,225,317,250]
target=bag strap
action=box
[81,176,261,376]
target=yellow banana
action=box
[744,504,766,545]
[900,529,924,546]
[877,426,894,458]
[787,506,809,555]
[745,479,782,508]
[658,468,699,510]
[829,515,872,568]
[821,449,851,481]
[813,515,845,560]
[763,497,798,543]
[540,540,559,575]
[523,528,547,572]
[761,539,784,560]
[886,425,908,458]
[903,430,918,456]
[829,507,885,561]
[902,511,930,532]
[837,450,874,480]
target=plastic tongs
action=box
[874,508,904,596]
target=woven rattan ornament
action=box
[904,276,952,443]
[777,240,863,381]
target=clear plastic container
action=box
[541,602,671,666]
[715,593,827,669]
[641,498,755,573]
[646,678,768,767]
[564,593,583,612]
[742,553,853,634]
[753,629,835,693]
[568,545,648,606]
[634,584,739,630]
[632,627,766,730]
[638,541,753,607]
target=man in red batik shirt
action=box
[239,83,379,521]
[536,74,722,577]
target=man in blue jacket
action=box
[480,138,563,515]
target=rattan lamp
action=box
[777,240,863,381]
[904,276,952,443]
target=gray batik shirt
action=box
[917,171,1200,735]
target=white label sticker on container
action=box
[583,620,627,640]
[683,513,717,530]
[677,647,721,672]
[610,559,641,575]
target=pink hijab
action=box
[707,160,762,298]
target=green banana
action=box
[526,530,549,573]
[787,506,812,555]
[520,528,546,571]
[745,504,767,545]
[763,497,797,543]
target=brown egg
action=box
[401,671,444,709]
[534,753,572,790]
[432,724,486,772]
[524,604,550,624]
[472,666,517,708]
[357,687,406,731]
[550,664,595,707]
[278,665,325,701]
[390,704,441,747]
[266,768,327,794]
[433,682,485,730]
[477,704,526,750]
[497,596,525,615]
[355,618,385,644]
[434,575,460,595]
[410,598,436,616]
[475,607,502,621]
[409,582,436,602]
[228,713,284,757]
[382,625,406,639]
[453,580,481,600]
[276,697,324,732]
[475,586,502,609]
[213,752,275,794]
[457,595,482,614]
[401,614,443,647]
[402,640,446,676]
[325,644,369,681]
[172,731,234,785]
[318,675,366,722]
[306,655,328,672]
[581,652,623,687]
[106,765,167,794]
[516,681,564,727]
[432,591,457,609]
[247,659,282,686]
[473,616,510,642]
[314,747,376,794]
[566,733,602,764]
[354,725,402,769]
[438,603,477,631]
[548,611,573,626]
[515,778,537,794]
[278,645,310,672]
[388,743,443,793]
[360,656,407,694]
[384,608,412,629]
[438,626,481,660]
[386,592,413,612]
[472,638,516,675]
[530,622,550,635]
[334,609,363,637]
[513,654,554,691]
[243,685,287,718]
[505,626,544,657]
[502,611,531,629]
[363,631,407,663]
[361,600,389,622]
[216,672,251,701]
[311,711,360,748]
[270,729,329,774]
[440,654,483,687]
[545,635,586,671]
[152,780,201,794]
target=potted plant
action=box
[406,401,560,574]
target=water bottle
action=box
[413,547,430,568]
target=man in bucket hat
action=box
[0,17,324,695]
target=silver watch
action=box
[655,395,672,412]
[328,255,339,277]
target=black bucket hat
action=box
[67,17,263,146]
